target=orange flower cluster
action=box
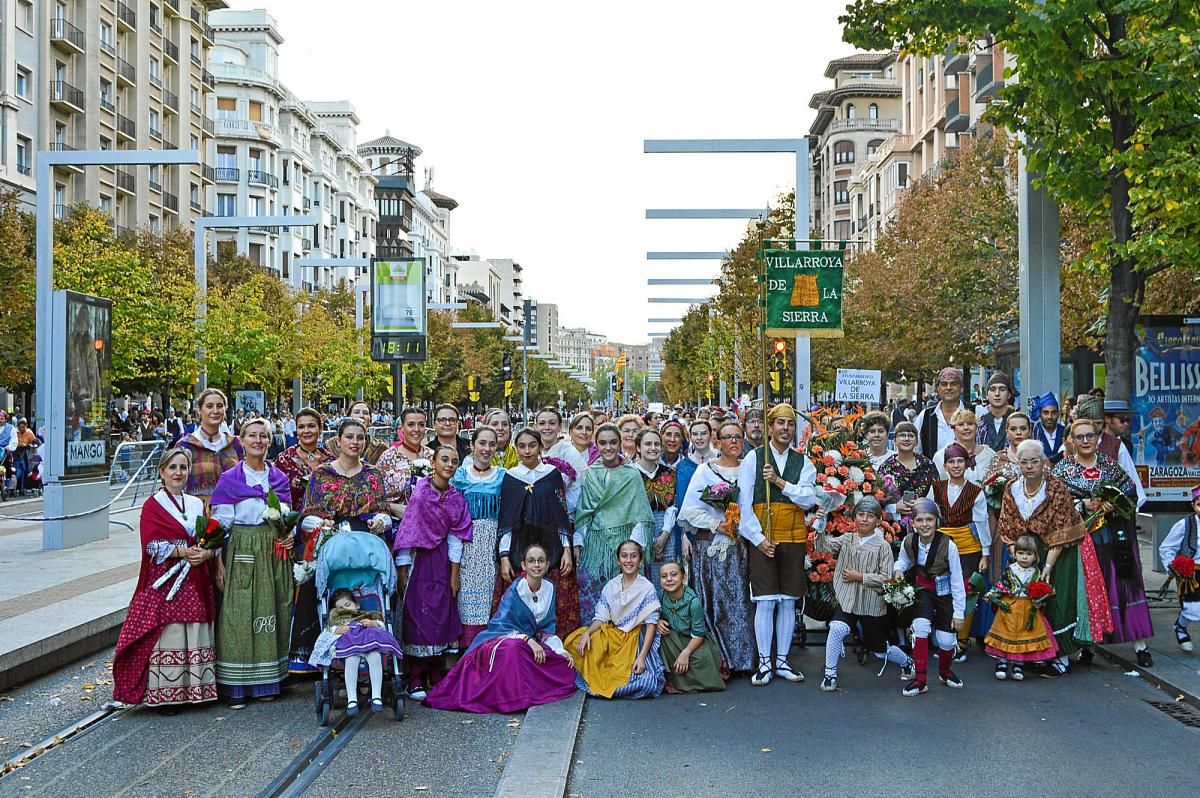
[807,550,837,583]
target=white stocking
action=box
[343,655,361,701]
[775,599,797,665]
[366,652,383,701]
[825,620,851,677]
[754,600,777,663]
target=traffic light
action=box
[467,374,480,403]
[769,369,781,394]
[504,379,514,399]
[706,373,714,400]
[501,353,512,377]
[617,376,625,392]
[610,374,618,393]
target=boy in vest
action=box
[895,498,967,695]
[1159,485,1200,653]
[736,403,816,686]
[928,442,989,659]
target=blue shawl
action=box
[468,577,556,653]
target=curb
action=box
[494,691,585,798]
[1096,644,1200,712]
[0,609,127,692]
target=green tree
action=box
[0,191,35,396]
[841,0,1200,401]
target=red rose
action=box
[1083,467,1101,480]
[1027,580,1053,600]
[1173,555,1196,579]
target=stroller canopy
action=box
[315,531,397,596]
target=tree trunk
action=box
[1104,96,1140,403]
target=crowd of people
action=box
[109,369,1181,719]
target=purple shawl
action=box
[392,476,473,551]
[209,462,291,507]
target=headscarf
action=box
[936,367,962,384]
[854,496,883,518]
[1031,391,1058,412]
[943,442,975,469]
[911,497,940,521]
[1192,484,1200,502]
[766,403,797,424]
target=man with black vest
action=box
[914,367,966,459]
[736,403,816,687]
[976,371,1014,451]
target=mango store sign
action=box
[67,439,107,467]
[835,368,881,404]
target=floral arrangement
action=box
[801,409,885,536]
[152,515,223,601]
[266,488,299,560]
[882,576,916,609]
[409,458,432,480]
[543,456,577,484]
[294,520,348,585]
[807,550,837,585]
[985,572,1055,630]
[982,467,1011,511]
[1081,482,1136,533]
[1171,554,1198,600]
[700,482,740,539]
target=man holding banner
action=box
[736,403,816,686]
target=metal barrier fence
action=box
[108,439,168,511]
[320,426,394,443]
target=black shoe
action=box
[1175,623,1194,652]
[1078,647,1094,666]
[994,661,1008,681]
[370,698,384,713]
[153,706,180,716]
[901,679,927,697]
[346,700,360,717]
[227,697,247,710]
[939,670,964,689]
[1040,660,1070,679]
[1136,648,1154,668]
[1011,664,1024,681]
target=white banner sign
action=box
[67,439,107,468]
[835,368,882,404]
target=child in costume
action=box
[1159,485,1200,653]
[984,535,1058,680]
[893,498,967,696]
[309,588,403,716]
[656,561,725,693]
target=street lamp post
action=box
[35,148,201,550]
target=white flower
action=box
[827,450,844,465]
[293,562,315,584]
[264,507,282,522]
[411,458,431,470]
[848,466,865,484]
[826,476,842,489]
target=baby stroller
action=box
[312,531,405,725]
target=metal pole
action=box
[1017,145,1061,397]
[793,144,812,411]
[760,245,773,544]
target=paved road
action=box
[569,646,1199,797]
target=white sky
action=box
[241,0,854,343]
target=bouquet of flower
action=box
[152,515,223,601]
[802,409,883,535]
[982,467,1011,512]
[295,521,347,585]
[882,576,916,609]
[807,550,837,585]
[699,481,741,541]
[1081,481,1136,533]
[409,458,432,481]
[266,488,299,560]
[1171,554,1199,600]
[1025,579,1055,630]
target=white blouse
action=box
[212,464,273,529]
[515,577,567,657]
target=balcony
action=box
[945,97,970,134]
[190,198,202,212]
[48,80,85,113]
[53,204,75,220]
[214,118,278,143]
[190,5,202,24]
[204,26,214,44]
[944,41,969,75]
[115,1,135,30]
[191,52,201,68]
[149,72,161,88]
[202,116,215,136]
[115,169,135,195]
[117,58,136,86]
[163,0,179,16]
[100,40,115,57]
[50,143,83,173]
[201,165,216,183]
[163,39,180,65]
[149,126,162,142]
[150,19,161,35]
[302,198,311,212]
[162,138,178,150]
[208,63,282,94]
[164,91,179,113]
[302,238,312,250]
[214,167,239,182]
[100,97,115,113]
[827,117,899,134]
[164,193,179,212]
[49,17,86,54]
[247,170,279,188]
[148,177,162,192]
[116,113,136,140]
[975,61,1003,102]
[202,70,216,90]
[114,225,134,239]
[17,164,31,176]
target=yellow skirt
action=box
[984,596,1055,657]
[563,624,639,699]
[941,524,981,556]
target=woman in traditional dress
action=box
[425,543,577,713]
[486,408,520,468]
[878,420,939,536]
[998,439,1111,677]
[568,411,600,467]
[113,448,218,712]
[632,428,680,574]
[565,539,665,699]
[209,418,294,708]
[861,412,895,471]
[327,400,389,466]
[575,424,656,623]
[392,445,472,700]
[178,388,243,508]
[933,409,995,483]
[677,420,755,673]
[615,414,644,463]
[1051,418,1153,666]
[659,419,686,469]
[377,406,434,521]
[290,418,392,673]
[536,407,583,515]
[273,407,332,509]
[497,428,580,635]
[451,426,505,649]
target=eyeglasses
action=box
[895,432,916,439]
[718,434,741,441]
[1017,459,1043,467]
[1072,433,1096,442]
[524,557,548,565]
[435,417,457,423]
[1109,416,1130,423]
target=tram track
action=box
[0,700,131,780]
[256,709,370,798]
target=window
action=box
[248,243,263,265]
[216,146,236,169]
[248,148,262,172]
[149,57,160,85]
[149,165,160,189]
[248,100,263,122]
[282,159,289,185]
[189,183,198,205]
[149,4,160,30]
[833,220,852,241]
[897,162,909,188]
[101,22,114,53]
[869,103,879,120]
[833,141,855,165]
[190,38,199,61]
[189,134,198,150]
[100,135,112,151]
[100,79,114,110]
[17,0,33,32]
[216,193,236,216]
[15,68,29,99]
[149,109,161,136]
[866,139,884,156]
[216,97,236,119]
[190,86,200,110]
[16,138,30,173]
[846,103,856,119]
[54,123,66,146]
[834,180,849,205]
[339,200,345,223]
[149,215,159,232]
[249,196,263,216]
[100,195,112,216]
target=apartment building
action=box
[523,300,559,355]
[0,0,224,230]
[207,8,375,290]
[847,41,1008,248]
[413,186,457,305]
[362,133,417,261]
[806,52,901,242]
[558,326,595,375]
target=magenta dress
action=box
[425,577,577,714]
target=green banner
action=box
[763,248,844,338]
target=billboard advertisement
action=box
[62,291,112,477]
[371,259,426,336]
[1131,315,1200,502]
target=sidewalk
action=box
[1096,536,1200,710]
[0,505,142,691]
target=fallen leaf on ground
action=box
[761,747,772,753]
[291,742,302,749]
[414,787,430,792]
[460,719,473,724]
